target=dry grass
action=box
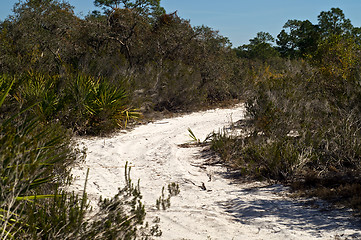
[290,170,361,214]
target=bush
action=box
[62,74,139,135]
[0,79,86,239]
[210,35,361,211]
[79,164,152,240]
[210,130,301,181]
[0,78,152,239]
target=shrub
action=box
[79,163,155,240]
[210,33,361,211]
[210,129,301,181]
[0,80,86,239]
[12,71,61,122]
[58,73,139,135]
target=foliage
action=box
[318,7,354,38]
[1,0,243,115]
[275,8,360,58]
[187,128,200,144]
[62,74,139,135]
[94,0,165,18]
[0,1,247,237]
[156,183,180,210]
[276,20,319,58]
[309,35,360,82]
[148,60,204,112]
[211,8,361,212]
[81,163,151,240]
[0,77,86,239]
[13,71,61,122]
[236,32,280,60]
[1,0,79,74]
[2,0,361,233]
[0,74,152,238]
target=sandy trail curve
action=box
[70,104,361,240]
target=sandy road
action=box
[70,104,361,240]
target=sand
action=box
[70,104,361,240]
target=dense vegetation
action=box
[1,0,361,238]
[0,0,240,238]
[213,8,361,212]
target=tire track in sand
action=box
[70,104,361,240]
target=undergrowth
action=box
[210,39,361,213]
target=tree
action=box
[249,31,275,45]
[276,20,319,58]
[94,0,165,18]
[237,32,279,60]
[276,8,358,58]
[352,26,361,45]
[0,0,81,73]
[317,7,353,39]
[311,35,359,82]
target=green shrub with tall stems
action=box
[63,74,140,135]
[0,76,153,239]
[7,71,139,135]
[0,75,88,239]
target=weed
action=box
[188,128,200,144]
[156,183,180,210]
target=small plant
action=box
[63,74,140,135]
[81,162,157,239]
[14,71,61,123]
[149,217,162,237]
[156,187,171,210]
[156,183,180,210]
[168,182,180,197]
[188,128,200,144]
[0,78,87,239]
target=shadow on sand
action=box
[195,147,361,238]
[216,184,361,239]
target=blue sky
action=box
[1,0,361,47]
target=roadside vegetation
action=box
[211,8,361,213]
[1,0,361,238]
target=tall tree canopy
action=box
[276,20,319,57]
[318,7,353,38]
[236,32,279,60]
[276,8,359,58]
[94,0,165,17]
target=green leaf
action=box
[0,79,14,108]
[16,195,61,201]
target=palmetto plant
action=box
[187,128,200,144]
[66,74,139,134]
[13,71,60,123]
[0,72,145,238]
[92,80,139,128]
[0,76,86,239]
[8,72,139,135]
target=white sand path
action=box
[70,104,361,240]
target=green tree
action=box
[0,0,82,73]
[192,26,237,102]
[94,0,165,17]
[237,32,279,60]
[276,8,359,58]
[276,20,319,58]
[317,7,353,38]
